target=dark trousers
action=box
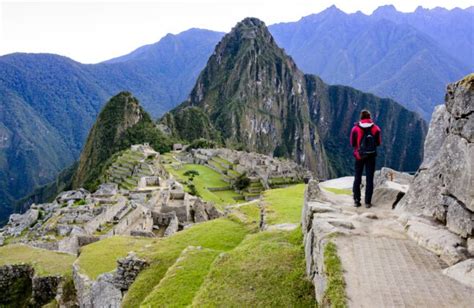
[353,155,376,204]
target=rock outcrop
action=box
[398,74,473,240]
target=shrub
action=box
[234,173,251,190]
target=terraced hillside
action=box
[73,184,313,307]
[104,148,158,191]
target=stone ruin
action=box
[191,148,310,186]
[0,144,222,255]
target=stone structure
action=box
[73,252,149,308]
[0,264,64,307]
[302,178,474,306]
[0,144,222,255]
[191,148,310,187]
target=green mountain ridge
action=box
[162,18,427,177]
[72,92,173,191]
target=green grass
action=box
[323,242,347,308]
[166,163,243,208]
[322,187,352,195]
[192,228,315,307]
[122,218,252,307]
[263,184,306,225]
[0,244,75,276]
[141,248,220,307]
[77,236,156,279]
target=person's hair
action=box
[360,110,371,119]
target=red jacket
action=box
[350,119,382,160]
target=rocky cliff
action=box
[161,18,427,179]
[398,74,473,240]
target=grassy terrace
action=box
[78,236,156,280]
[164,163,243,209]
[263,184,306,225]
[193,228,315,307]
[0,244,76,276]
[123,218,251,307]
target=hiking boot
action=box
[354,201,361,207]
[365,203,372,208]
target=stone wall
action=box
[73,253,148,308]
[397,74,473,249]
[0,264,64,307]
[301,180,351,303]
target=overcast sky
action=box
[0,0,472,63]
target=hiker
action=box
[350,110,381,208]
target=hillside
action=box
[162,18,427,177]
[269,5,471,120]
[0,29,221,223]
[72,92,172,190]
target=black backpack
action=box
[358,125,376,158]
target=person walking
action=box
[350,110,382,208]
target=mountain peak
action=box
[227,17,271,41]
[372,5,398,16]
[320,5,345,16]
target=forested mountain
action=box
[269,5,472,120]
[162,18,427,177]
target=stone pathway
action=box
[318,178,474,308]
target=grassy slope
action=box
[122,218,251,307]
[0,244,75,276]
[165,163,242,208]
[192,228,315,307]
[263,184,305,225]
[77,236,157,279]
[141,248,220,307]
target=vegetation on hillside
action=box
[72,92,173,191]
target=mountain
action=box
[1,6,470,220]
[72,92,172,190]
[161,18,428,177]
[269,6,471,121]
[0,29,222,222]
[371,5,474,70]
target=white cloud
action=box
[0,0,471,63]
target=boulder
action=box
[442,259,474,289]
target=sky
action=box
[0,0,472,63]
